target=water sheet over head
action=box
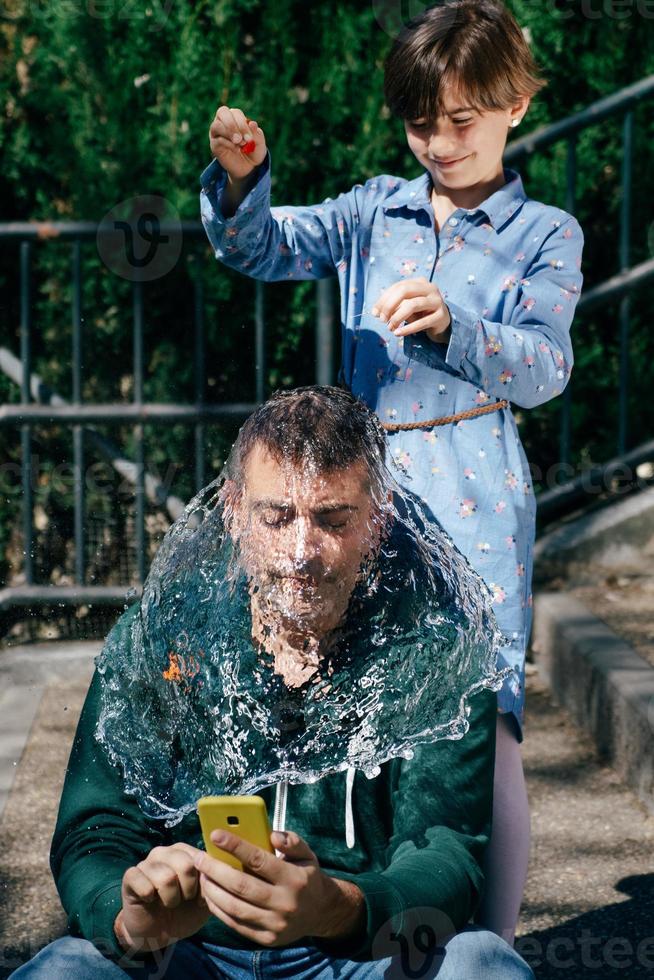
[95,387,507,826]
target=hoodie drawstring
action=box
[272,771,356,852]
[272,779,288,857]
[345,767,356,849]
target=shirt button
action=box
[448,217,459,226]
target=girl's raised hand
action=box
[209,105,267,181]
[371,277,452,344]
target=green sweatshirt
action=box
[50,605,497,964]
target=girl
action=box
[200,0,584,946]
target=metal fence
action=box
[504,74,654,517]
[1,75,654,619]
[0,221,336,615]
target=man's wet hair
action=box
[228,385,388,492]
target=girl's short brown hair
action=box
[383,0,547,122]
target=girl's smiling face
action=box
[403,87,530,191]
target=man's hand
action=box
[115,842,209,955]
[371,277,452,344]
[194,828,366,947]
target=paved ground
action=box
[518,666,654,978]
[0,647,653,978]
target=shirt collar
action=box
[381,166,527,232]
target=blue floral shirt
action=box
[199,151,585,735]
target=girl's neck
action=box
[430,163,508,223]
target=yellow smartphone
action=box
[197,795,274,871]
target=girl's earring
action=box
[510,119,520,128]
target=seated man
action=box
[11,386,534,979]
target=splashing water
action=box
[95,413,508,827]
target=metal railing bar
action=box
[72,242,83,405]
[20,431,33,581]
[316,278,334,387]
[133,281,144,405]
[73,427,85,583]
[72,240,85,584]
[19,241,33,586]
[20,244,31,404]
[0,347,187,521]
[559,135,578,469]
[133,281,146,583]
[255,279,265,404]
[504,74,654,162]
[618,292,631,456]
[0,402,259,423]
[537,436,654,520]
[0,585,141,612]
[575,256,654,312]
[193,250,206,493]
[620,111,633,278]
[617,110,633,456]
[0,221,209,241]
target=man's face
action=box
[231,443,381,636]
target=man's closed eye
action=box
[261,510,291,527]
[318,516,349,530]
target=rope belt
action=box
[380,399,509,432]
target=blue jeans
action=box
[9,927,534,979]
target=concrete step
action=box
[532,593,654,816]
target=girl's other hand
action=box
[209,105,267,181]
[371,277,452,344]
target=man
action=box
[11,386,534,979]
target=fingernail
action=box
[371,307,379,316]
[212,830,227,844]
[379,312,387,322]
[232,133,242,143]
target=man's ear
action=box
[219,478,244,540]
[369,500,393,551]
[378,494,396,542]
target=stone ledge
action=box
[532,592,654,814]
